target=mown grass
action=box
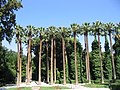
[83,84,109,88]
[8,87,31,90]
[41,86,69,90]
[8,86,69,90]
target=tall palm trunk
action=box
[98,32,104,83]
[26,36,32,84]
[84,33,88,81]
[62,37,66,84]
[65,44,68,83]
[26,53,28,83]
[30,58,32,82]
[53,39,56,83]
[74,32,78,84]
[46,41,49,83]
[17,37,20,86]
[50,37,53,84]
[109,31,116,80]
[38,35,42,84]
[19,39,22,84]
[86,32,91,83]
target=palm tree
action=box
[58,27,67,84]
[51,36,53,84]
[25,25,35,84]
[19,36,22,84]
[115,23,120,40]
[15,25,23,86]
[104,22,116,80]
[16,26,20,86]
[71,23,80,84]
[92,21,104,83]
[37,27,45,84]
[80,22,91,83]
[48,26,56,84]
[53,38,56,83]
[46,41,49,83]
[115,34,120,40]
[44,30,50,83]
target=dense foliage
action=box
[0,44,26,86]
[113,37,120,79]
[0,0,22,42]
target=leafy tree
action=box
[113,37,120,79]
[0,0,22,85]
[103,35,112,80]
[81,49,87,82]
[0,0,22,42]
[0,45,27,86]
[113,23,120,79]
[66,38,82,83]
[90,37,101,83]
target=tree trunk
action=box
[98,32,104,83]
[50,37,53,84]
[38,36,42,84]
[26,53,28,83]
[65,44,68,83]
[84,33,88,81]
[17,37,20,86]
[53,39,56,83]
[46,41,49,83]
[86,32,91,83]
[74,32,78,84]
[19,39,22,84]
[26,37,32,84]
[62,37,66,84]
[109,32,116,80]
[30,59,32,83]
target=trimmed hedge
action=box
[109,79,120,90]
[110,83,120,90]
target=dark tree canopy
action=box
[0,0,22,42]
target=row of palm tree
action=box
[15,25,24,86]
[15,21,120,86]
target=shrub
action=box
[110,83,120,90]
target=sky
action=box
[2,0,120,55]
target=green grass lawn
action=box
[41,86,69,90]
[8,87,31,90]
[8,86,69,90]
[83,84,109,88]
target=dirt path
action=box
[31,86,40,90]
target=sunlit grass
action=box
[8,86,69,90]
[8,87,31,90]
[83,84,109,88]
